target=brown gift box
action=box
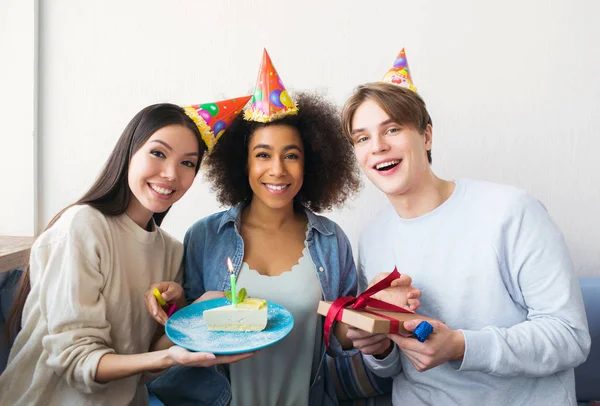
[317,300,436,334]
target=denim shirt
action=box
[148,204,358,406]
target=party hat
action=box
[183,95,251,152]
[244,49,298,123]
[381,48,417,92]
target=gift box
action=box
[320,268,434,348]
[317,300,434,335]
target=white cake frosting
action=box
[204,299,268,332]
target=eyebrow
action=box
[350,119,397,136]
[150,139,199,157]
[252,144,303,152]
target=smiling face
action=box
[126,124,200,227]
[350,99,432,198]
[246,124,304,211]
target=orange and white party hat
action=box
[183,95,252,152]
[244,49,298,123]
[381,48,417,92]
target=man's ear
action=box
[424,124,433,151]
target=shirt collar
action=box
[217,202,333,236]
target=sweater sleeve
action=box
[362,344,403,378]
[36,222,115,393]
[458,195,591,376]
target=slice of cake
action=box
[204,298,268,332]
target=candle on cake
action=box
[227,257,237,307]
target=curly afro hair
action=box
[205,91,361,213]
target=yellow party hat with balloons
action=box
[381,48,417,92]
[244,49,298,123]
[183,95,252,152]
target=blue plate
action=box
[165,298,294,354]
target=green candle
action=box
[227,257,237,307]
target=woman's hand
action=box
[167,346,257,367]
[369,272,422,311]
[346,326,393,357]
[145,281,185,325]
[96,346,258,382]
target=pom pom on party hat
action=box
[244,49,298,123]
[381,48,417,92]
[183,96,252,152]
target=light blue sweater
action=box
[359,179,590,406]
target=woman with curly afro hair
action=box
[147,90,370,405]
[207,91,360,212]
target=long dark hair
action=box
[7,103,205,341]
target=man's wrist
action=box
[451,330,465,361]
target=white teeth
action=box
[266,184,288,191]
[150,184,174,195]
[376,160,400,170]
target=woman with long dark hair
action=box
[0,103,252,406]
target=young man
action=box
[341,81,591,405]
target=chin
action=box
[371,181,407,197]
[254,195,294,210]
[144,201,171,215]
[267,200,295,210]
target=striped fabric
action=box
[326,353,393,403]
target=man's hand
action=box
[389,319,465,372]
[369,272,422,311]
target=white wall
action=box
[7,0,600,276]
[0,0,35,236]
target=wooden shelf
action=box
[0,236,34,274]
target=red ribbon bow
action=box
[324,268,414,349]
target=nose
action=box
[371,134,390,154]
[269,157,287,177]
[161,162,178,182]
